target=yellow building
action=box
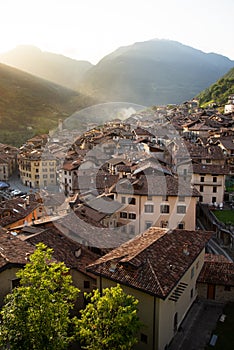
[87,227,213,350]
[18,150,57,189]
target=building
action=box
[197,253,234,302]
[224,94,234,114]
[191,164,228,205]
[0,143,18,181]
[0,230,34,307]
[87,227,213,350]
[112,174,200,235]
[18,150,57,189]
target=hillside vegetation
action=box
[197,67,234,107]
[0,46,93,90]
[0,63,95,146]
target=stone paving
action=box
[168,299,225,350]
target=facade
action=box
[197,254,234,302]
[18,151,57,189]
[87,227,212,350]
[0,231,34,307]
[191,164,228,205]
[224,94,234,114]
[112,174,199,235]
[0,144,18,181]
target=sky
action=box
[0,0,234,64]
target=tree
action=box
[0,243,79,350]
[77,284,141,350]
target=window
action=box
[120,212,127,219]
[191,266,195,279]
[213,186,217,193]
[147,195,152,201]
[128,197,136,205]
[178,196,185,202]
[200,176,204,182]
[160,204,169,213]
[128,213,136,220]
[43,175,47,179]
[129,225,135,235]
[42,162,47,166]
[42,168,47,172]
[84,281,90,289]
[177,205,186,214]
[190,288,194,299]
[224,286,231,291]
[206,159,211,164]
[200,185,204,192]
[140,333,148,344]
[121,196,126,204]
[162,195,168,201]
[161,220,168,228]
[213,176,217,183]
[196,261,199,270]
[50,174,54,178]
[145,221,152,230]
[212,197,216,203]
[177,222,185,229]
[35,175,40,179]
[145,204,154,213]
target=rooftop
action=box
[87,227,213,298]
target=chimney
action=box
[183,243,189,256]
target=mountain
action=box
[0,45,93,90]
[0,63,95,146]
[78,39,234,106]
[197,67,234,107]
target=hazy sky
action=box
[1,0,234,64]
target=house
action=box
[25,225,99,310]
[0,195,44,229]
[0,230,34,307]
[197,253,234,302]
[87,227,213,350]
[224,94,234,114]
[191,164,229,205]
[112,174,200,235]
[0,144,18,181]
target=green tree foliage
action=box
[197,67,234,107]
[0,243,80,350]
[77,284,141,350]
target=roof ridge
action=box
[120,228,168,263]
[147,258,165,296]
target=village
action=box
[0,96,234,349]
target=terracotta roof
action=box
[0,197,40,227]
[0,232,34,271]
[192,164,229,175]
[26,226,99,278]
[198,254,234,286]
[87,228,213,298]
[113,175,199,197]
[55,212,130,250]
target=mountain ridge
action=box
[79,39,234,106]
[0,45,93,90]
